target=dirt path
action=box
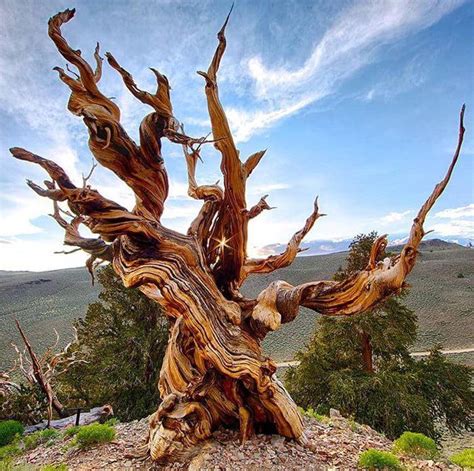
[410,347,474,356]
[276,347,474,368]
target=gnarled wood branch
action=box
[197,7,252,294]
[241,197,324,282]
[49,198,112,283]
[246,194,274,219]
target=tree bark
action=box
[360,332,374,373]
[10,8,466,463]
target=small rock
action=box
[270,435,285,446]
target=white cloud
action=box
[0,236,90,272]
[248,182,291,195]
[228,0,464,142]
[362,55,428,102]
[0,191,51,237]
[248,1,462,96]
[227,95,317,142]
[162,202,201,220]
[365,89,376,101]
[389,236,409,246]
[430,219,474,238]
[0,1,469,271]
[0,1,88,252]
[168,180,191,200]
[0,2,82,171]
[426,204,474,240]
[435,204,474,219]
[381,210,413,224]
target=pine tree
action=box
[57,265,169,421]
[331,232,417,372]
[286,233,473,440]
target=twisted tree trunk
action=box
[10,8,466,463]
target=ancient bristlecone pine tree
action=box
[10,9,466,462]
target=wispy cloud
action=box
[1,1,470,271]
[430,219,474,238]
[0,236,89,272]
[0,2,83,178]
[435,204,474,219]
[227,0,464,142]
[0,188,52,238]
[378,204,474,240]
[226,95,318,142]
[361,54,429,102]
[248,182,291,196]
[428,204,474,240]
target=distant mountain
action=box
[259,237,469,257]
[0,240,472,368]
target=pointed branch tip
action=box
[219,3,234,37]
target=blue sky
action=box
[0,0,473,271]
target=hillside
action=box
[0,239,472,368]
[0,268,100,369]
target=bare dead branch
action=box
[246,195,274,219]
[243,150,266,178]
[93,42,103,83]
[82,158,98,187]
[241,197,324,281]
[15,320,66,420]
[106,52,173,117]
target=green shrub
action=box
[74,424,115,448]
[103,418,119,427]
[348,418,360,432]
[450,449,474,468]
[0,443,21,460]
[393,431,437,459]
[56,265,168,422]
[300,407,331,424]
[23,428,59,451]
[0,421,24,447]
[41,464,68,471]
[62,426,80,438]
[0,459,31,471]
[358,449,401,470]
[0,382,50,426]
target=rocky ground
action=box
[16,411,463,470]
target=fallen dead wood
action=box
[24,404,113,433]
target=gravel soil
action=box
[15,413,462,470]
